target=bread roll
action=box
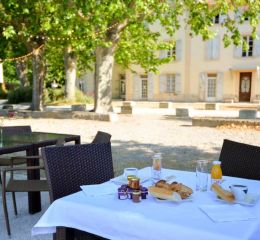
[211,183,235,203]
[155,180,193,199]
[148,186,182,202]
[155,180,171,190]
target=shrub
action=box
[7,86,32,103]
[75,89,93,104]
[46,87,65,102]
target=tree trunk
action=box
[94,46,115,113]
[64,46,77,102]
[15,60,29,87]
[31,45,45,111]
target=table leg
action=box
[26,146,41,214]
[75,137,81,145]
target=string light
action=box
[0,21,121,63]
[0,44,44,63]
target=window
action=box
[206,36,220,60]
[242,36,253,57]
[140,75,148,99]
[213,14,220,24]
[166,74,176,93]
[167,47,176,58]
[207,74,217,98]
[120,74,126,96]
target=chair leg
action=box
[12,192,18,215]
[2,189,11,235]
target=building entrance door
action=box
[141,75,148,100]
[239,72,251,102]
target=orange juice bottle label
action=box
[211,161,222,185]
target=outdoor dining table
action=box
[0,131,81,214]
[32,167,260,240]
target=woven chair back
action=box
[92,131,111,143]
[219,139,260,180]
[41,143,114,202]
[1,126,31,134]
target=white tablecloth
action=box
[32,167,260,240]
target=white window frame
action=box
[207,74,217,99]
[242,35,254,57]
[167,46,176,58]
[166,74,176,93]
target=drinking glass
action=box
[123,167,138,179]
[196,160,208,192]
[151,153,162,183]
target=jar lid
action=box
[213,160,221,165]
[127,175,136,180]
[132,190,141,195]
[131,177,140,182]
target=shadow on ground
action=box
[112,140,221,176]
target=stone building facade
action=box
[78,12,260,103]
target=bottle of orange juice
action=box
[211,161,222,186]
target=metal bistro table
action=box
[0,131,81,214]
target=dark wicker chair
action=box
[92,131,111,143]
[219,139,260,180]
[41,143,114,240]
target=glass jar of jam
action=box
[132,190,141,203]
[127,175,136,187]
[130,177,140,189]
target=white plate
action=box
[153,195,193,203]
[111,174,176,185]
[110,175,150,185]
[216,193,260,206]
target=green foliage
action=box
[7,86,32,103]
[44,87,65,103]
[75,89,93,104]
[2,62,19,84]
[44,87,93,104]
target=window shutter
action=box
[176,40,182,60]
[147,73,154,100]
[199,73,207,100]
[205,40,212,60]
[234,45,242,58]
[175,74,182,94]
[159,50,167,59]
[133,74,141,100]
[212,36,220,59]
[253,35,260,57]
[159,75,167,93]
[219,14,227,24]
[216,72,224,100]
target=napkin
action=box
[199,204,256,222]
[80,182,118,197]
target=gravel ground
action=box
[1,114,260,239]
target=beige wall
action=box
[124,15,260,102]
[80,13,260,103]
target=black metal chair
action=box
[1,137,65,236]
[219,139,260,180]
[0,126,33,184]
[41,143,114,240]
[92,131,111,143]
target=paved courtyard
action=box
[1,114,260,239]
